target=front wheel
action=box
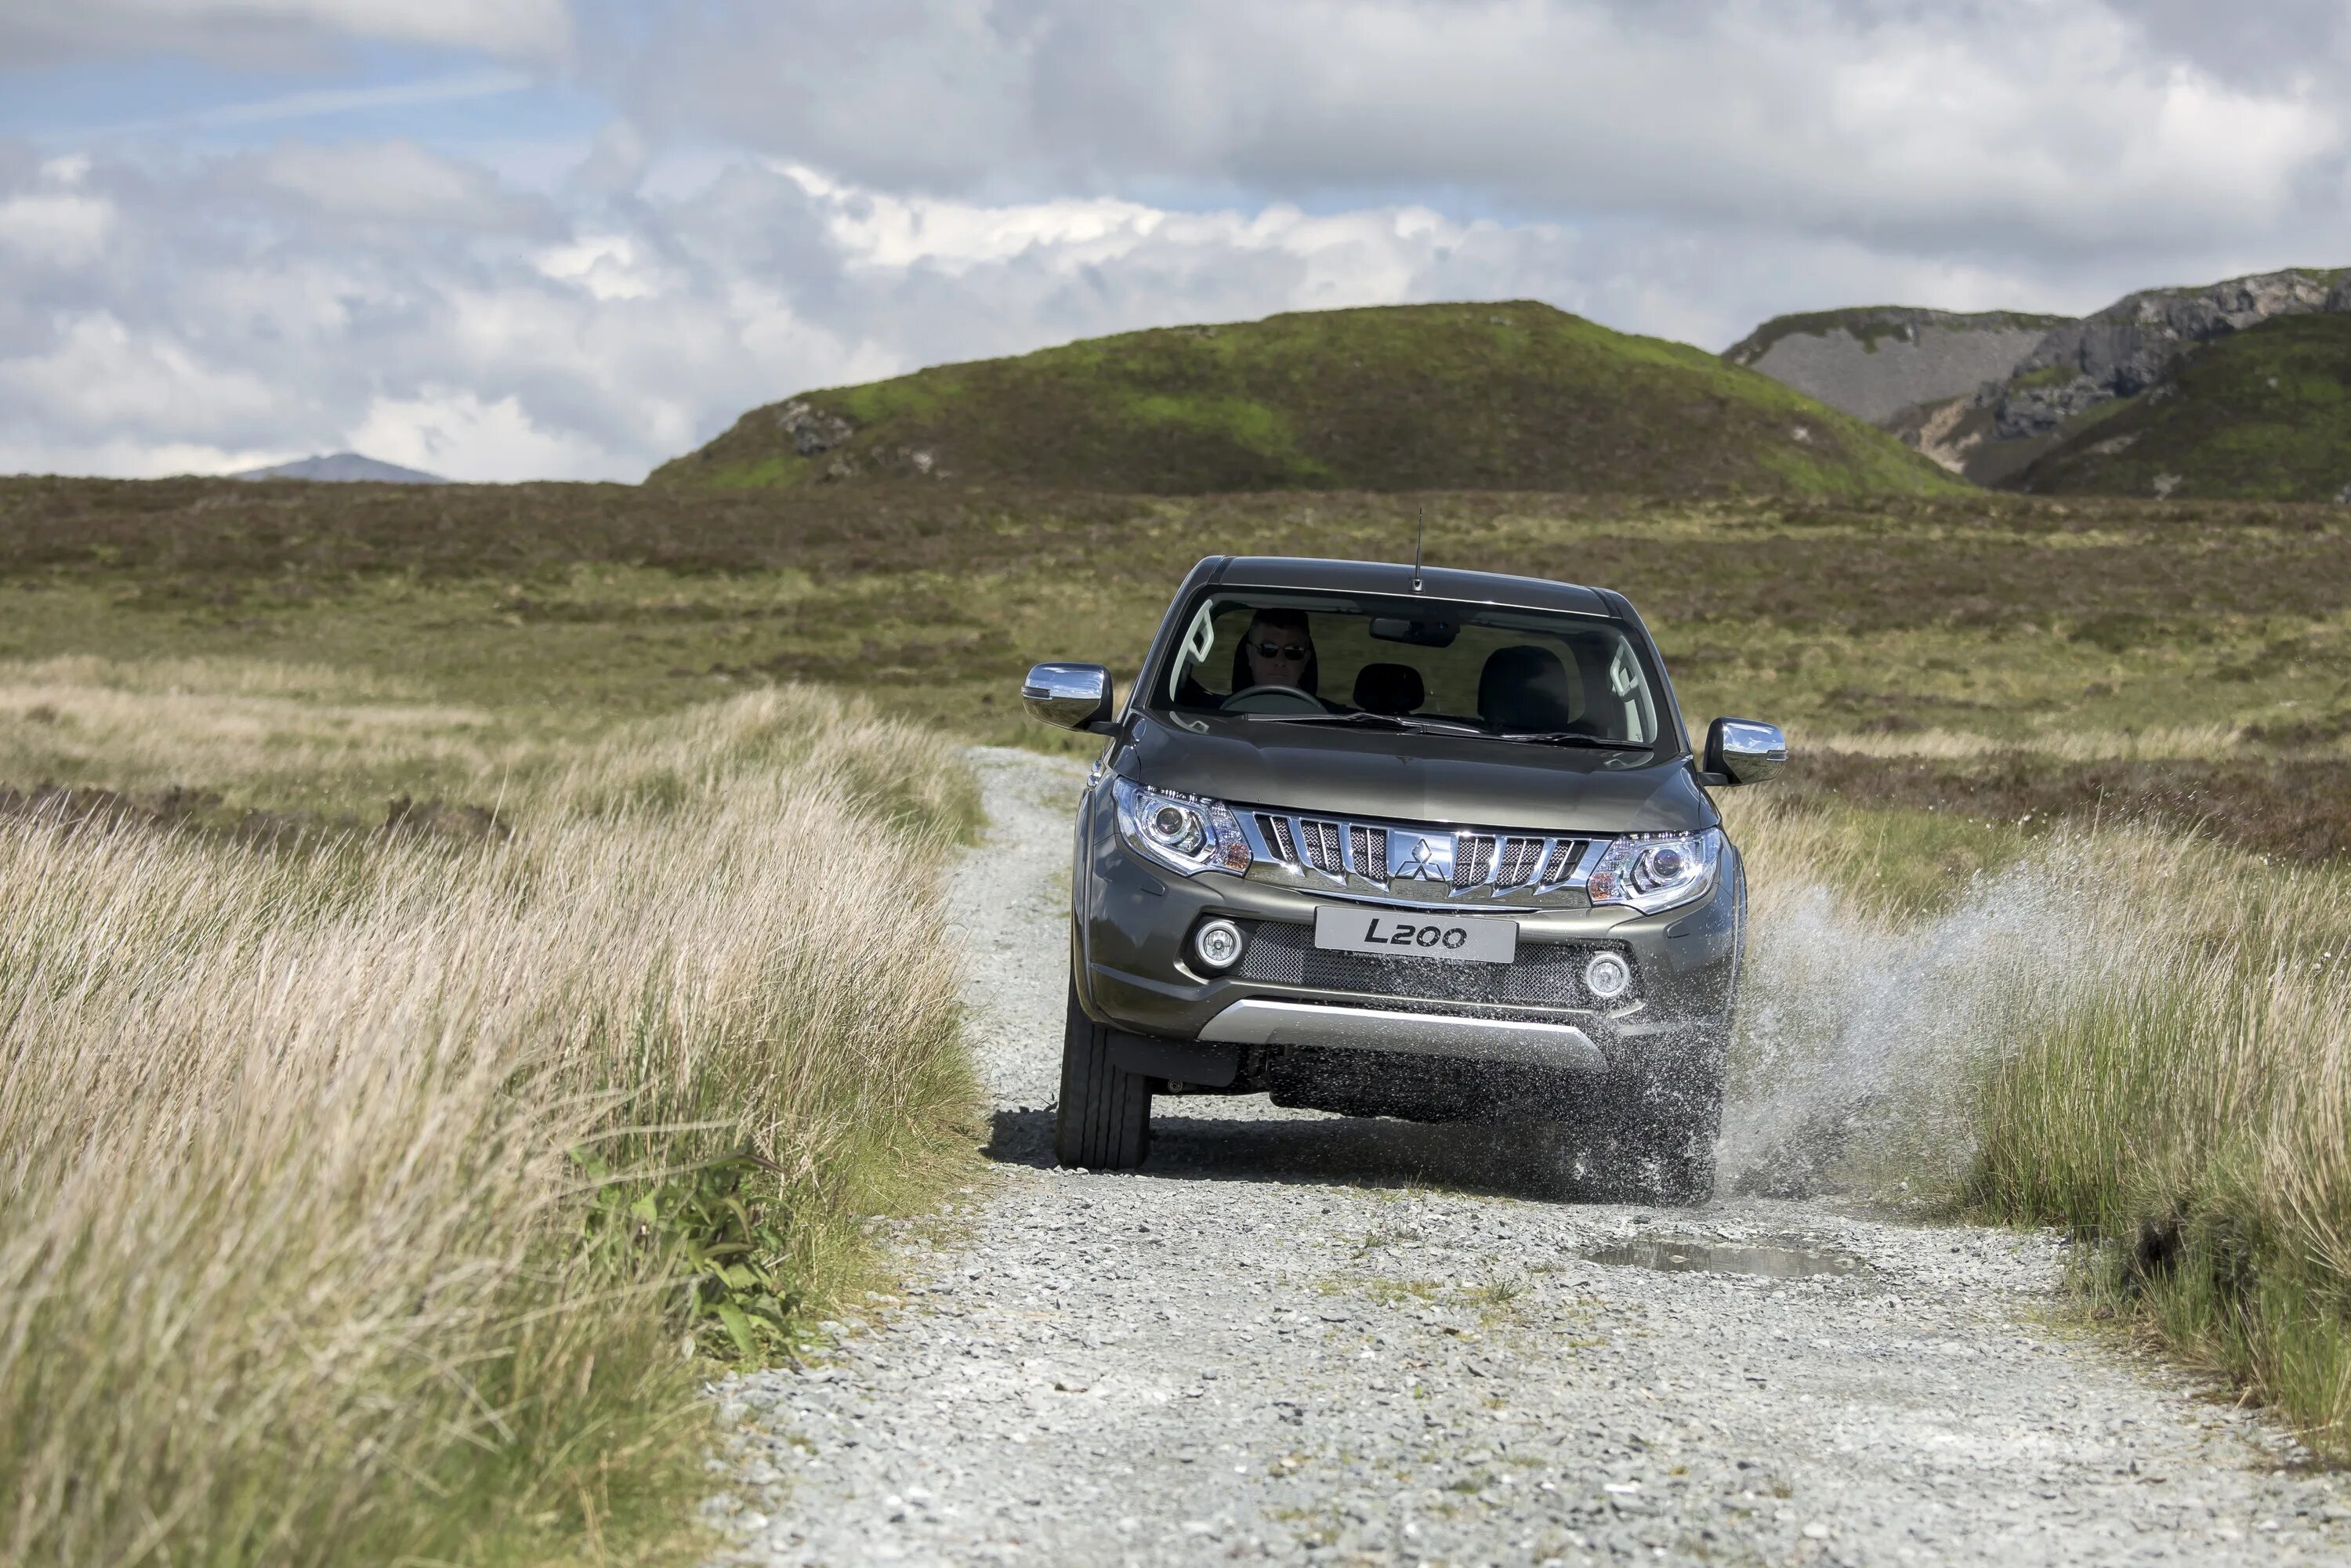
[1587,1038,1726,1206]
[1054,983,1152,1169]
[1623,1058,1725,1208]
[1650,1146,1719,1208]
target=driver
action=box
[1229,607,1320,699]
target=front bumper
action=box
[1197,999,1606,1072]
[1071,790,1743,1079]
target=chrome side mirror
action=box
[1022,662,1114,733]
[1703,717,1788,785]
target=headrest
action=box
[1477,645,1578,730]
[1351,662,1425,715]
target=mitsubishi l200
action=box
[1023,556,1786,1203]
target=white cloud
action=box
[257,142,538,230]
[603,0,2351,260]
[0,313,281,436]
[2,0,569,63]
[534,234,668,300]
[345,388,616,483]
[0,192,116,265]
[784,165,1171,273]
[84,70,536,139]
[0,433,289,480]
[230,1,566,56]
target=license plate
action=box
[1313,906,1518,964]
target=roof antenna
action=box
[1411,508,1425,593]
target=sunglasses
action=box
[1252,641,1310,660]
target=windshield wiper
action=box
[1493,730,1658,752]
[1272,712,1487,737]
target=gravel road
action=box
[711,748,2349,1566]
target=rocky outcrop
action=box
[1839,266,2351,486]
[759,400,940,481]
[1985,268,2350,437]
[773,399,854,457]
[1990,379,2114,441]
[1724,307,2067,425]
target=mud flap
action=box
[1107,1032,1240,1088]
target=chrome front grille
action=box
[1300,818,1344,874]
[1241,805,1599,910]
[1496,836,1546,888]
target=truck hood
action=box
[1117,712,1718,835]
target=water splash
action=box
[1721,849,2129,1201]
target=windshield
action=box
[1150,589,1674,750]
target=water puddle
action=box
[1584,1237,1867,1280]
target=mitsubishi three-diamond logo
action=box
[1388,831,1454,882]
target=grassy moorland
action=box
[6,476,2347,861]
[0,675,980,1565]
[4,469,2351,1489]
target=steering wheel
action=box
[1223,684,1325,715]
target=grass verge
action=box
[0,682,982,1565]
[1962,834,2351,1454]
[1726,797,2351,1459]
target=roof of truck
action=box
[1206,556,1616,616]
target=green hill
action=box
[650,301,1962,497]
[2017,314,2351,501]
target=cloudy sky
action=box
[4,0,2349,482]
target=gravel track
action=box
[711,748,2348,1566]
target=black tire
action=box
[1630,1063,1725,1208]
[1054,983,1152,1169]
[1596,1037,1726,1207]
[1651,1146,1719,1208]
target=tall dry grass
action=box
[1725,796,2351,1457]
[0,685,980,1565]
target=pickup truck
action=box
[1023,555,1785,1203]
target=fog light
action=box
[1194,918,1244,972]
[1583,951,1633,1001]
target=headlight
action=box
[1112,777,1252,877]
[1586,828,1722,914]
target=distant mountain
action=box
[650,301,1960,498]
[1724,307,2070,425]
[1735,268,2351,500]
[234,452,447,484]
[1902,268,2351,490]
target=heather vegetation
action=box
[647,302,1960,497]
[8,477,2345,856]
